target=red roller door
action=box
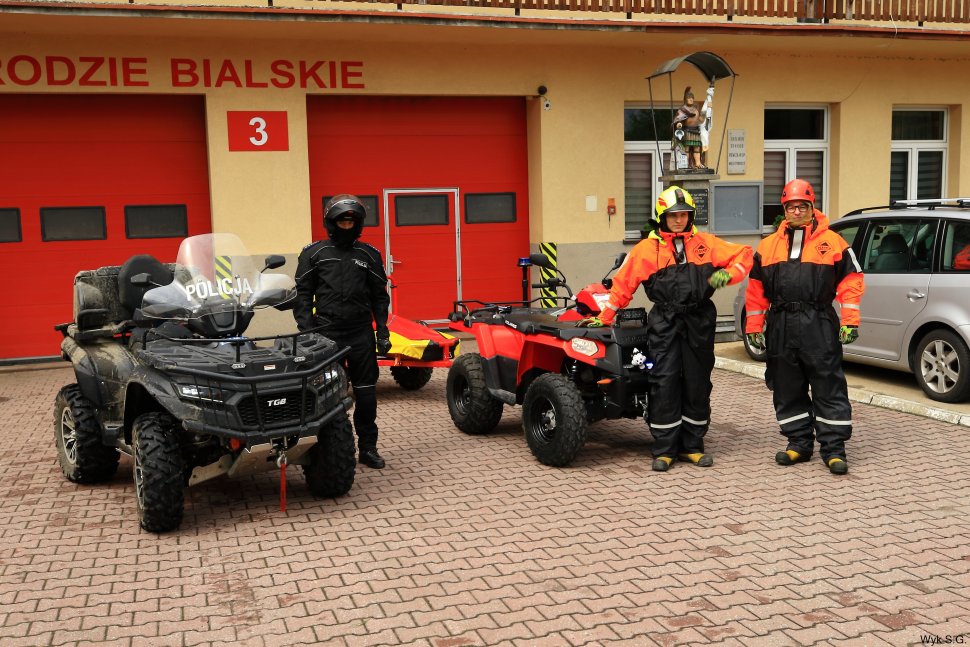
[0,94,211,360]
[307,96,530,322]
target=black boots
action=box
[359,449,386,469]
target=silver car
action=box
[733,200,970,403]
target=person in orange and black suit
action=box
[745,179,865,475]
[579,186,753,472]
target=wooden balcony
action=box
[317,0,970,24]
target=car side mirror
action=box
[263,255,286,271]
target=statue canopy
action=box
[647,51,737,83]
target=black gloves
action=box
[376,329,392,356]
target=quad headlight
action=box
[570,338,600,357]
[178,385,225,402]
[310,366,343,390]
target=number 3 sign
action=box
[227,111,289,151]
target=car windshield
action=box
[139,233,294,322]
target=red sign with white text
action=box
[227,111,289,151]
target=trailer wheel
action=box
[390,366,434,391]
[304,410,357,498]
[523,373,587,467]
[446,353,503,435]
[53,384,119,484]
[133,412,185,533]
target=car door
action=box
[848,217,935,362]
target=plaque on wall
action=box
[691,188,709,226]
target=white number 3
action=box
[248,117,268,146]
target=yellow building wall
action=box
[3,16,970,257]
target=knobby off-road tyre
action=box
[446,353,503,435]
[133,412,185,533]
[915,329,970,404]
[522,373,588,467]
[304,410,356,498]
[53,384,119,483]
[390,366,434,391]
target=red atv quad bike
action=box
[446,253,653,467]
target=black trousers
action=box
[317,322,380,451]
[765,312,852,461]
[647,305,716,458]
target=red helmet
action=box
[781,179,816,205]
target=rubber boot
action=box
[826,457,848,475]
[775,449,811,466]
[652,456,674,472]
[678,453,713,467]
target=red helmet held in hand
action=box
[781,179,816,205]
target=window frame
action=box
[624,103,674,241]
[763,105,830,232]
[890,107,948,202]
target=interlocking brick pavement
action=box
[2,358,970,646]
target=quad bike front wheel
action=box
[133,412,185,533]
[390,366,434,391]
[523,373,588,467]
[304,410,356,498]
[53,384,119,484]
[446,353,503,435]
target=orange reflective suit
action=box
[745,210,864,462]
[602,227,752,459]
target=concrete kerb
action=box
[714,355,970,428]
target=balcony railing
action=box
[315,0,970,24]
[4,0,967,25]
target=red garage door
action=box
[0,94,211,360]
[306,96,530,322]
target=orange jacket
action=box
[745,210,864,333]
[600,227,753,325]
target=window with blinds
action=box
[624,106,674,241]
[891,109,946,201]
[624,153,653,238]
[763,107,828,228]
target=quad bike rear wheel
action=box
[390,366,434,391]
[446,353,503,435]
[133,412,185,533]
[523,373,588,467]
[53,384,119,484]
[304,410,357,498]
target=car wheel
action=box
[53,384,119,484]
[390,366,434,391]
[522,373,587,467]
[741,310,767,362]
[133,412,185,533]
[446,353,503,435]
[914,329,970,403]
[304,410,356,498]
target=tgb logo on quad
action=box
[185,277,255,300]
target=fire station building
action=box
[2,0,970,360]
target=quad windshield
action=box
[140,233,295,333]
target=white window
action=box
[890,108,947,202]
[763,106,829,231]
[624,107,673,241]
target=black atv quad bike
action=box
[53,233,356,533]
[446,253,653,467]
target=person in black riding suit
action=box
[294,194,392,469]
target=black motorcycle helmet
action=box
[324,194,366,247]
